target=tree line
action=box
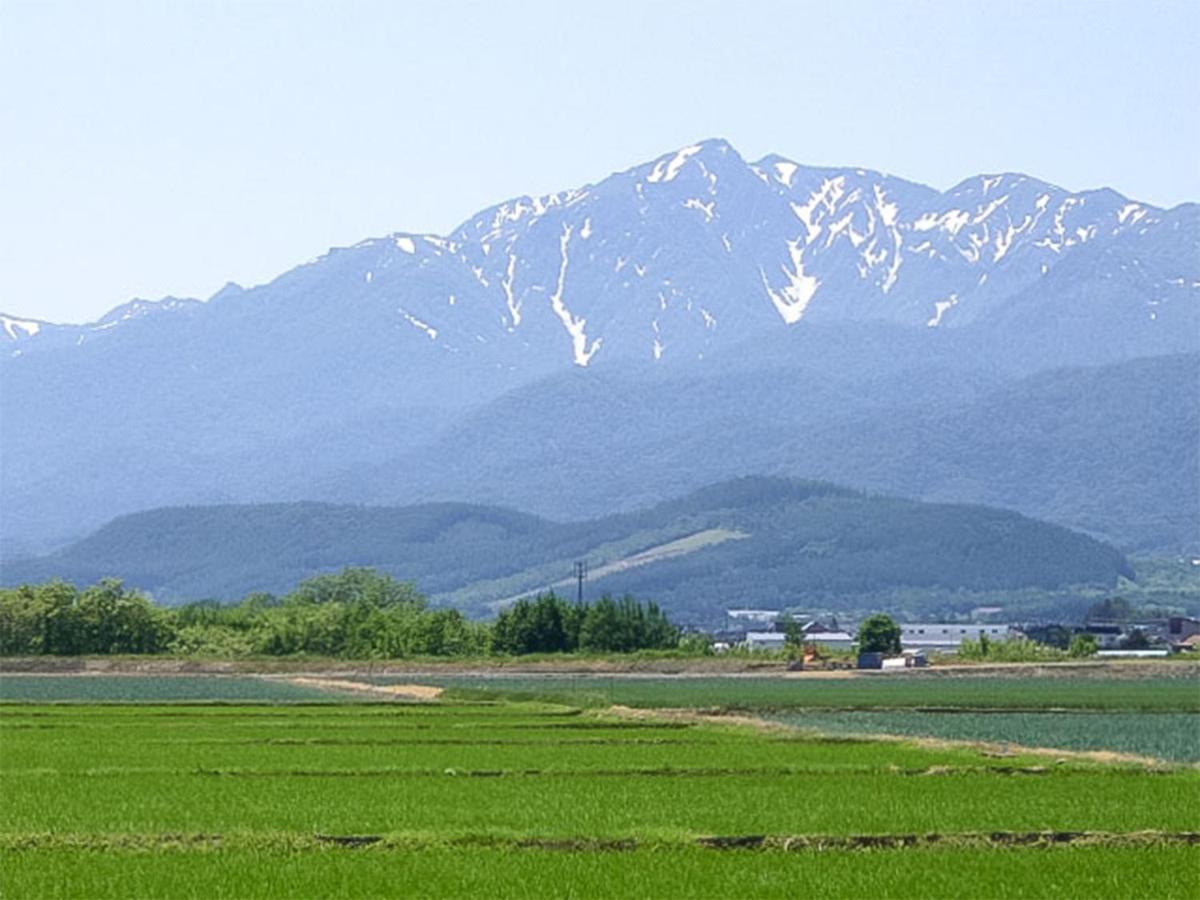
[492,592,677,654]
[0,568,679,658]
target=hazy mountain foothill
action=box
[0,478,1135,622]
[2,139,1197,617]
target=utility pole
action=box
[574,560,588,605]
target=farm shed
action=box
[901,623,1014,653]
[1076,623,1124,649]
[800,631,855,651]
[1168,617,1200,641]
[745,632,787,651]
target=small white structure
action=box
[1077,623,1124,649]
[901,623,1014,653]
[745,631,787,651]
[801,631,856,651]
[744,630,855,652]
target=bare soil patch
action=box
[277,677,442,701]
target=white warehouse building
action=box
[901,623,1014,653]
[745,630,856,652]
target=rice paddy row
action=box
[4,669,1198,712]
[377,670,1200,712]
[6,845,1197,899]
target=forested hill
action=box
[1,478,1132,619]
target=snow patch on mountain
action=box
[926,293,959,327]
[501,254,521,329]
[399,308,438,340]
[683,197,716,222]
[774,160,799,187]
[646,144,703,184]
[1,316,41,340]
[760,238,820,324]
[547,224,601,366]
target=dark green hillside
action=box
[1,478,1131,617]
[588,494,1133,616]
[1,502,558,602]
[355,353,1196,554]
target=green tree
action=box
[579,595,623,652]
[1025,624,1073,649]
[1068,634,1099,658]
[73,580,171,654]
[1119,628,1151,650]
[575,594,678,653]
[779,617,805,660]
[0,581,82,655]
[678,632,713,655]
[287,567,424,609]
[857,613,902,654]
[491,593,586,655]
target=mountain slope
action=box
[0,478,1133,620]
[1,139,1195,554]
[329,353,1197,555]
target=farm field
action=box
[371,669,1200,712]
[0,674,334,703]
[771,710,1200,763]
[1,688,1198,899]
[389,669,1200,764]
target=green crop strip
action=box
[2,845,1198,899]
[405,671,1200,712]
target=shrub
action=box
[1069,634,1099,658]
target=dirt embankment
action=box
[1,655,1195,680]
[277,676,442,701]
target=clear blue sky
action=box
[3,0,1197,323]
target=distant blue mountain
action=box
[1,140,1196,556]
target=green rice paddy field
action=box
[383,670,1200,712]
[1,672,1198,898]
[385,670,1200,764]
[772,710,1200,763]
[0,675,335,704]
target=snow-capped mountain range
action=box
[4,138,1195,368]
[1,139,1196,559]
